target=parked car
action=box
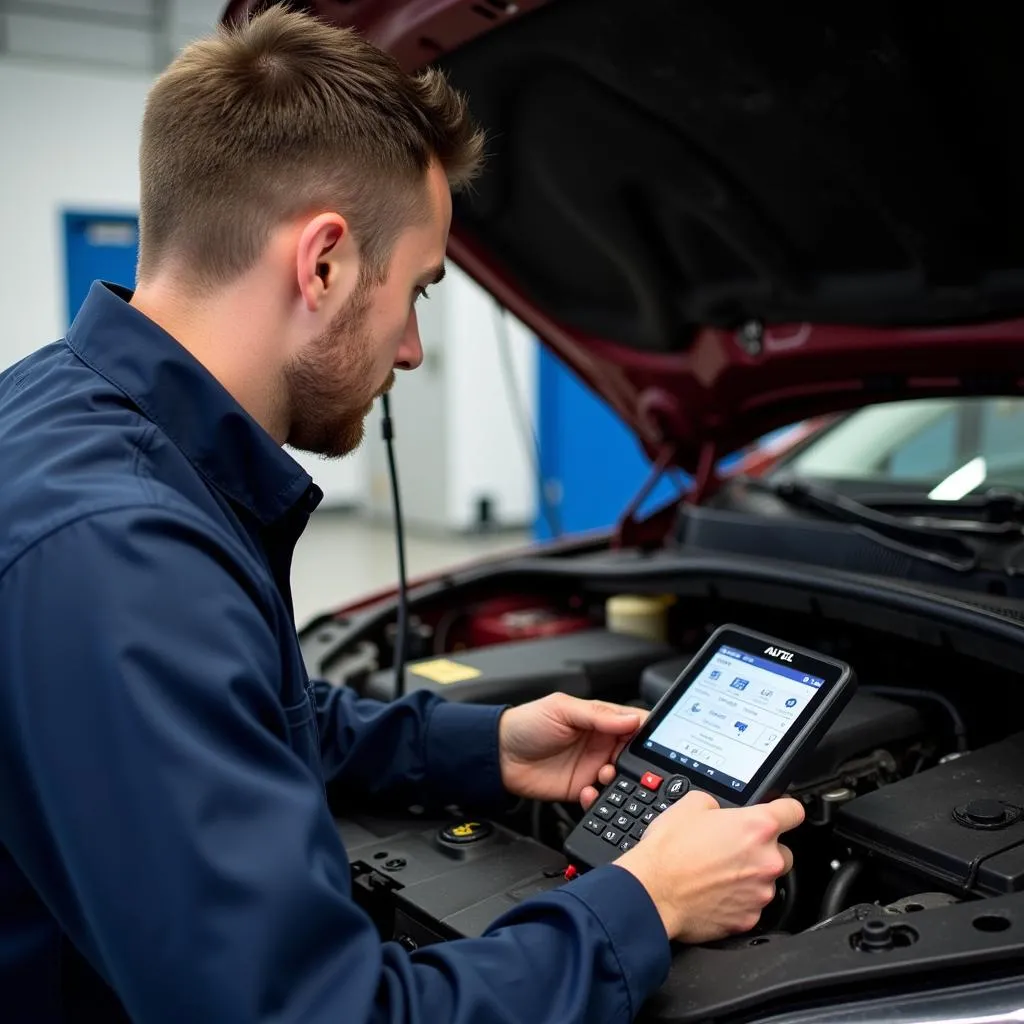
[223,3,1024,1021]
[772,397,1024,497]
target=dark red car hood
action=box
[223,0,1024,472]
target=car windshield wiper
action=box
[749,477,982,572]
[857,489,1024,536]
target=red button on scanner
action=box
[640,771,663,791]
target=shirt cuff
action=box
[424,700,508,808]
[559,864,672,1018]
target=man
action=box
[0,8,803,1023]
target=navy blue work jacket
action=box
[0,282,670,1023]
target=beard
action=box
[284,282,394,458]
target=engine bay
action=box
[304,557,1024,1021]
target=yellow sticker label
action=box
[449,822,481,837]
[408,658,482,685]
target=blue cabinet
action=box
[533,346,759,539]
[535,347,683,539]
[63,211,139,325]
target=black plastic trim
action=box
[642,895,1024,1023]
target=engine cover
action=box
[338,812,568,949]
[835,732,1024,896]
[365,629,673,704]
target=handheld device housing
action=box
[564,624,856,869]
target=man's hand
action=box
[616,790,805,944]
[498,693,646,807]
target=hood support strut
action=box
[613,444,679,550]
[613,438,722,549]
[689,439,721,505]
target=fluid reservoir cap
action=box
[858,918,895,952]
[953,799,1021,830]
[439,820,493,845]
[965,800,1007,825]
[605,594,675,642]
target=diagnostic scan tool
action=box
[564,625,856,870]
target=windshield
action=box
[774,398,1024,499]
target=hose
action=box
[551,803,577,830]
[776,868,799,932]
[819,859,864,922]
[862,685,968,752]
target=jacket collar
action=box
[66,281,321,525]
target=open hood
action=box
[222,0,1024,472]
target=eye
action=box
[415,286,431,303]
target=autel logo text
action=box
[764,646,794,662]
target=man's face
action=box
[285,162,451,457]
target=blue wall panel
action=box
[63,211,139,326]
[535,346,682,540]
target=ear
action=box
[295,212,361,313]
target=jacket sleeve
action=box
[314,680,510,810]
[0,506,671,1024]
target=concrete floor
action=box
[290,510,530,628]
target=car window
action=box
[779,397,1024,497]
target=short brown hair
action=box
[136,4,483,288]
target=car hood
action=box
[222,0,1024,471]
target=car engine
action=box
[297,532,1024,1021]
[309,582,1024,949]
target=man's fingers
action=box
[580,764,620,806]
[779,843,794,876]
[764,797,806,834]
[556,695,646,735]
[675,789,720,813]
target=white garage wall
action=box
[0,58,149,365]
[0,54,536,520]
[446,266,538,529]
[0,56,366,503]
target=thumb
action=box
[557,697,646,735]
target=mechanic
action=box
[0,8,802,1024]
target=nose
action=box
[395,309,424,371]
